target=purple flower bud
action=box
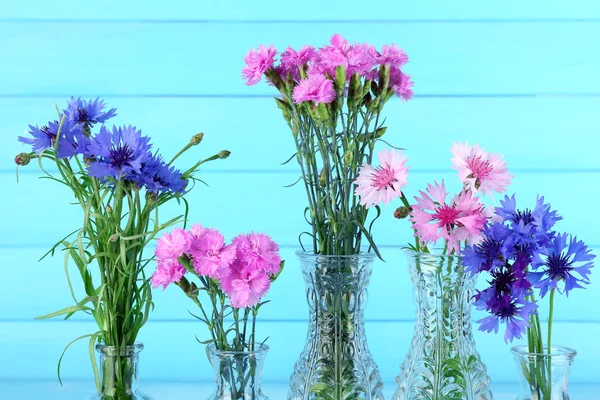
[14,152,32,166]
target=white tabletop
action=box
[0,380,597,399]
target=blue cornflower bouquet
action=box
[15,98,229,397]
[462,194,595,397]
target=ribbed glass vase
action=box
[86,343,150,400]
[207,344,270,400]
[288,251,384,400]
[393,249,492,400]
[511,345,576,400]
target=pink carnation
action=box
[312,35,377,80]
[155,228,191,261]
[379,44,409,67]
[354,148,409,208]
[346,43,378,77]
[451,141,513,197]
[410,181,487,254]
[189,224,207,240]
[151,258,186,290]
[292,74,336,104]
[220,260,271,308]
[242,45,277,86]
[233,232,282,275]
[280,45,316,80]
[190,229,236,278]
[389,67,413,101]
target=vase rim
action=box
[207,343,270,356]
[96,341,144,355]
[296,249,376,259]
[510,345,577,359]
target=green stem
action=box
[547,288,556,397]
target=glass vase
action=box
[288,251,384,400]
[86,342,150,400]
[511,345,576,400]
[207,343,269,400]
[393,249,492,400]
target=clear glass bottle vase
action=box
[393,249,493,400]
[511,345,576,400]
[288,251,384,400]
[86,342,151,400]
[207,344,270,400]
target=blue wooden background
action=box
[1,0,599,396]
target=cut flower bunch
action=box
[152,226,284,399]
[15,98,230,398]
[152,226,284,351]
[243,34,413,256]
[463,195,595,399]
[355,141,512,399]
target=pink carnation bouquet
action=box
[151,226,284,351]
[243,34,413,257]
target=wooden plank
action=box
[0,22,598,95]
[5,97,600,172]
[1,0,599,21]
[0,320,598,384]
[5,171,600,249]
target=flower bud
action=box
[335,65,347,95]
[394,206,411,219]
[189,282,199,296]
[319,168,326,186]
[362,80,372,97]
[190,133,204,146]
[218,150,231,159]
[177,276,191,293]
[14,152,31,166]
[105,205,113,214]
[264,67,285,91]
[109,234,119,242]
[275,98,292,124]
[379,64,390,92]
[344,150,353,166]
[375,127,387,138]
[317,102,329,120]
[146,191,158,203]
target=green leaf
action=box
[57,333,94,386]
[35,304,93,320]
[89,331,104,393]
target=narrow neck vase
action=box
[86,342,150,400]
[393,249,492,400]
[511,345,576,400]
[207,344,269,400]
[288,251,384,400]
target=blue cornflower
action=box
[496,194,562,235]
[86,125,152,181]
[475,291,537,343]
[530,233,595,297]
[18,117,86,158]
[463,222,514,275]
[65,97,117,128]
[136,154,187,194]
[495,194,561,253]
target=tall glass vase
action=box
[393,250,492,400]
[511,345,576,400]
[86,343,151,400]
[288,251,384,400]
[207,344,270,400]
